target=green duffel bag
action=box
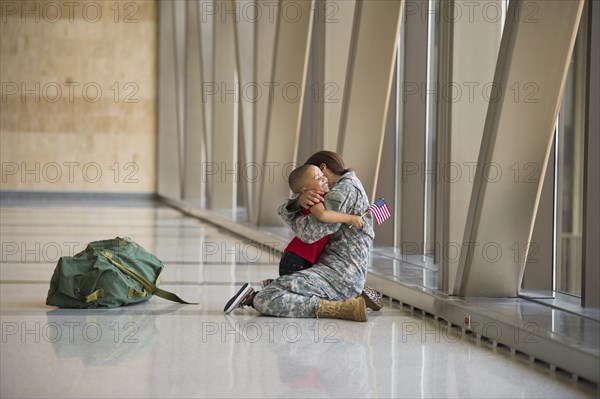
[46,237,195,308]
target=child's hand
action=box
[348,215,364,229]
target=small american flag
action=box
[365,198,391,225]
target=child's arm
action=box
[309,202,364,228]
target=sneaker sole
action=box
[224,283,252,314]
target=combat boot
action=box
[316,297,368,322]
[359,285,384,311]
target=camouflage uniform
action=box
[253,171,374,318]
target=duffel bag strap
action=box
[75,288,105,303]
[98,250,197,305]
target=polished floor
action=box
[0,198,597,398]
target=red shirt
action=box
[284,208,330,264]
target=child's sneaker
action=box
[224,283,255,313]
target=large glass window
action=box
[555,2,589,297]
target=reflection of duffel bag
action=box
[46,237,195,308]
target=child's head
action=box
[288,164,330,194]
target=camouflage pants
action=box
[253,266,363,318]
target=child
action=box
[278,164,364,276]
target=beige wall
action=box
[0,0,157,192]
[446,2,503,293]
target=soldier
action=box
[224,151,379,322]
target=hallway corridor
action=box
[0,198,595,398]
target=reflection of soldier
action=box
[47,307,164,366]
[273,318,375,398]
[218,315,381,397]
